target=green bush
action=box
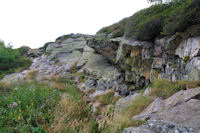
[17,46,30,56]
[0,41,31,79]
[97,0,200,41]
[125,4,167,40]
[97,18,128,38]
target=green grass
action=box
[150,79,200,98]
[0,82,61,132]
[94,90,116,105]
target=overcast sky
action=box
[0,0,149,48]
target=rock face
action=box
[128,87,200,133]
[2,25,200,93]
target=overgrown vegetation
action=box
[97,0,200,41]
[0,75,101,133]
[0,41,31,79]
[150,79,200,98]
[50,76,99,133]
[0,82,61,132]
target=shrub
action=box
[125,4,167,40]
[0,41,31,79]
[97,0,200,41]
[17,46,30,56]
[150,79,200,98]
[97,18,128,38]
[39,42,54,51]
[184,56,190,63]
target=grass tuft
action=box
[94,90,116,105]
[150,79,200,98]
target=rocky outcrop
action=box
[127,87,200,133]
[86,25,200,91]
[2,25,200,93]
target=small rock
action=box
[9,102,18,108]
[144,87,152,96]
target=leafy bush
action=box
[97,18,128,38]
[0,41,31,79]
[150,79,200,98]
[125,4,167,40]
[17,46,30,56]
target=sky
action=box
[0,0,149,48]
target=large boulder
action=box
[130,88,200,132]
[185,57,200,81]
[115,93,141,114]
[175,37,200,59]
[1,71,28,83]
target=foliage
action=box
[0,82,61,132]
[17,46,30,56]
[97,0,200,41]
[150,79,200,98]
[184,56,190,63]
[97,18,128,38]
[39,42,54,51]
[0,41,31,79]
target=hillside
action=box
[1,0,200,132]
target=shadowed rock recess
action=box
[1,2,200,133]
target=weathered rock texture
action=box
[127,88,200,133]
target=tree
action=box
[147,0,163,3]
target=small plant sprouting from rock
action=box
[184,56,190,63]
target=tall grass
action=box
[102,95,154,133]
[150,79,200,98]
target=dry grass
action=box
[26,70,38,80]
[70,62,78,73]
[0,82,13,93]
[50,82,66,91]
[49,75,70,91]
[95,90,116,105]
[150,79,200,98]
[51,97,92,133]
[102,95,153,133]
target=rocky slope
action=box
[1,24,200,132]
